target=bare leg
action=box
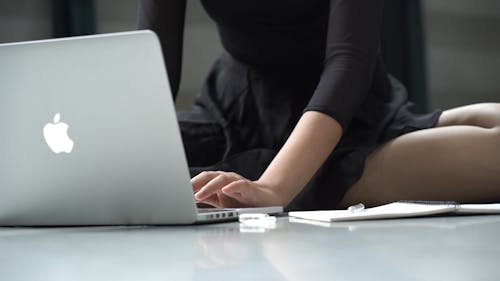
[338,103,500,208]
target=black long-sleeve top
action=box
[137,0,385,130]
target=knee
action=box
[481,102,500,129]
[492,103,500,129]
[473,102,500,129]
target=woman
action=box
[138,0,500,210]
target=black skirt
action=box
[178,53,442,211]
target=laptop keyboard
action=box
[198,208,236,213]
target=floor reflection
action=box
[2,215,499,281]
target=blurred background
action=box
[1,0,499,112]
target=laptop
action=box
[0,31,282,226]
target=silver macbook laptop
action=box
[0,31,282,226]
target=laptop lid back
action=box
[0,31,198,225]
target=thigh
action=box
[338,103,500,208]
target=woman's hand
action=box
[192,171,283,208]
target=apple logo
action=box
[43,113,74,154]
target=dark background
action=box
[1,0,499,111]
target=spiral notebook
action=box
[288,201,500,223]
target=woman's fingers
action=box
[194,172,242,201]
[191,171,273,208]
[198,193,221,208]
[191,171,222,193]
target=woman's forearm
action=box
[257,111,343,205]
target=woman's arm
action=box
[137,0,186,98]
[256,111,342,205]
[266,0,385,205]
[193,0,384,208]
[192,112,341,208]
